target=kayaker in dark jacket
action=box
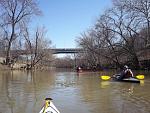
[115,65,133,80]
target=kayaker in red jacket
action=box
[76,66,82,72]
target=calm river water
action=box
[0,69,150,113]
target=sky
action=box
[34,0,112,49]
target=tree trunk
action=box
[132,55,140,69]
[5,43,11,65]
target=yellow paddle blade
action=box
[136,75,144,80]
[101,76,111,80]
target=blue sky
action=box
[34,0,112,48]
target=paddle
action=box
[136,75,144,80]
[101,75,111,80]
[100,74,144,80]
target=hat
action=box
[124,65,129,69]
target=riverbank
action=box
[0,63,55,71]
[0,64,10,70]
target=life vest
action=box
[124,69,132,78]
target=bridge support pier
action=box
[74,53,77,70]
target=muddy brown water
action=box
[0,70,150,113]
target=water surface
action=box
[0,70,150,113]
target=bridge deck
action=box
[0,48,84,56]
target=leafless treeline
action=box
[76,0,150,69]
[0,0,52,69]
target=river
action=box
[0,69,150,113]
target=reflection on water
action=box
[100,81,110,88]
[0,70,150,113]
[140,80,145,86]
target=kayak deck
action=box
[39,98,60,113]
[113,77,140,83]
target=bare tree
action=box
[23,26,52,69]
[76,0,150,69]
[76,31,101,68]
[99,5,142,68]
[0,0,41,65]
[54,55,74,68]
[113,0,150,46]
